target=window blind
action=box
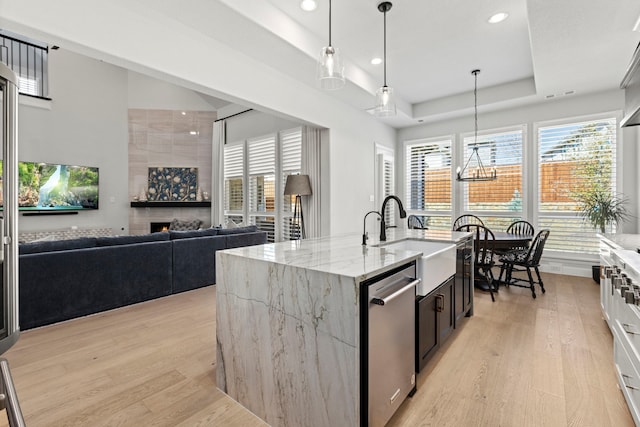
[405,138,452,229]
[537,118,617,254]
[462,128,523,217]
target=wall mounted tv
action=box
[0,161,99,211]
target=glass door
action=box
[0,61,20,355]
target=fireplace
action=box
[150,222,171,233]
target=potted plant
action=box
[578,189,629,234]
[577,188,629,282]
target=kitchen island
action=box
[216,229,472,427]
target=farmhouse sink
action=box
[378,239,457,296]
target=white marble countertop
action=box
[600,233,640,251]
[220,228,472,282]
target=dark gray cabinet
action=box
[416,275,454,372]
[454,238,474,324]
[416,236,474,373]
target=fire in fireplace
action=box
[150,222,171,233]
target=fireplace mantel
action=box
[130,201,211,208]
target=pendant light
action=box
[456,69,497,182]
[317,0,345,90]
[373,1,396,116]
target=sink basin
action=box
[379,240,457,296]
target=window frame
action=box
[403,135,454,230]
[457,124,527,230]
[222,127,302,243]
[533,111,622,257]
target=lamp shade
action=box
[317,46,345,90]
[284,174,312,196]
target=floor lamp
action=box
[284,174,312,239]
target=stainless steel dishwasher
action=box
[360,263,419,427]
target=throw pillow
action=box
[169,218,203,231]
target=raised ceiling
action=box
[214,0,640,127]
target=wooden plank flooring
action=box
[0,273,633,426]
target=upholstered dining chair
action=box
[452,214,484,231]
[499,229,551,299]
[456,224,497,302]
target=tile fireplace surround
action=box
[128,109,215,235]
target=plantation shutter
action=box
[247,135,276,241]
[280,129,302,240]
[382,157,395,227]
[223,143,244,223]
[537,118,617,254]
[405,137,452,229]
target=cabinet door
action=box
[439,276,455,343]
[454,239,474,326]
[416,293,439,372]
[462,239,474,316]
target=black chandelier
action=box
[456,69,497,182]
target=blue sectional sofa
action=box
[17,225,267,330]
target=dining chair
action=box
[456,224,496,302]
[452,214,484,231]
[505,220,534,249]
[499,229,551,299]
[496,220,535,282]
[407,214,428,230]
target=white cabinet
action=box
[600,239,640,425]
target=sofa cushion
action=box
[96,233,170,246]
[169,218,203,231]
[169,228,219,240]
[19,237,98,255]
[217,225,258,235]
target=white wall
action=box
[0,1,396,237]
[127,70,218,111]
[18,49,130,234]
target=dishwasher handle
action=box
[371,279,420,306]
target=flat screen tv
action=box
[0,161,99,211]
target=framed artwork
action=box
[147,167,198,201]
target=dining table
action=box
[474,231,534,291]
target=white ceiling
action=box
[203,0,640,128]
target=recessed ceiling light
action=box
[488,12,509,24]
[181,111,186,115]
[190,131,198,135]
[371,57,382,65]
[300,0,317,12]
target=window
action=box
[0,31,49,98]
[223,128,302,242]
[537,117,617,254]
[405,137,452,230]
[461,127,524,230]
[223,143,244,225]
[248,135,276,242]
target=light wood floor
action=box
[0,273,634,426]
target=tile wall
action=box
[128,109,216,235]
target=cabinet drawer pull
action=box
[622,374,640,390]
[436,294,444,312]
[622,323,640,335]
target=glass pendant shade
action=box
[373,1,396,117]
[317,46,345,90]
[374,85,396,117]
